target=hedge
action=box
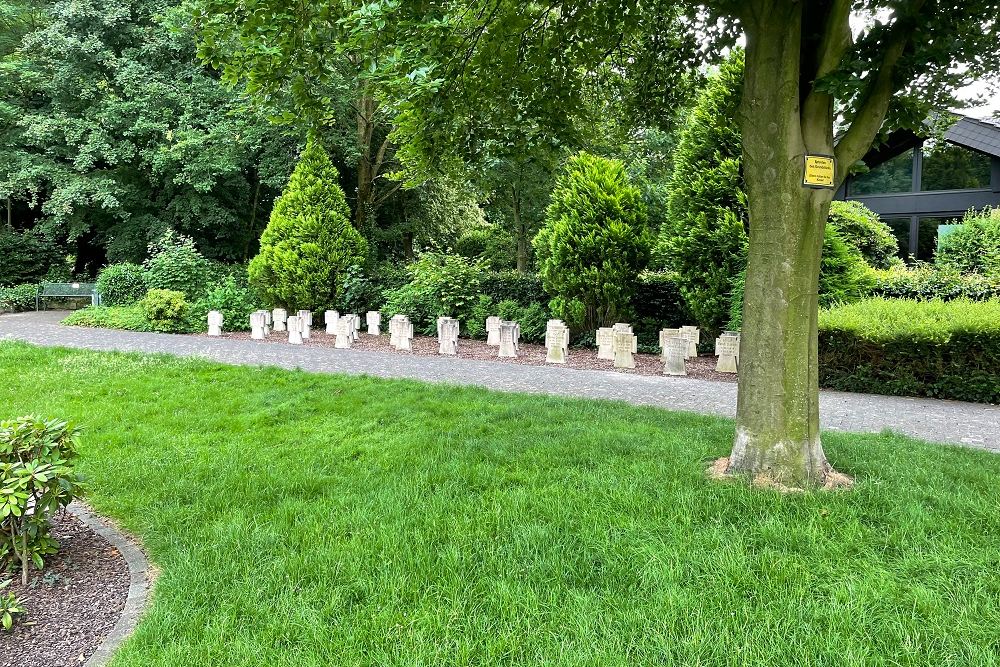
[818,298,1000,404]
[867,264,1000,301]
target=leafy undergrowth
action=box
[1,342,998,666]
[62,305,199,334]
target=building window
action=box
[881,217,912,258]
[920,141,992,191]
[848,148,913,196]
[916,217,958,261]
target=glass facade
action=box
[848,148,913,196]
[920,141,992,191]
[917,217,958,261]
[882,218,912,258]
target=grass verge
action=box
[1,341,999,666]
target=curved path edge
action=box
[68,501,152,667]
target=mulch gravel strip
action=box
[210,329,739,383]
[1,512,130,667]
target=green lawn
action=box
[2,341,999,666]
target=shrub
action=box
[534,152,650,331]
[143,230,213,299]
[96,262,147,306]
[140,289,189,332]
[481,271,547,307]
[466,295,495,339]
[0,416,86,585]
[190,278,260,333]
[62,305,156,332]
[0,284,37,313]
[936,208,1000,276]
[818,298,1000,403]
[334,263,408,315]
[0,230,61,287]
[381,282,442,336]
[1,580,25,631]
[382,252,484,335]
[248,141,368,312]
[827,200,901,269]
[454,225,517,271]
[867,263,1000,301]
[497,299,549,343]
[653,51,747,333]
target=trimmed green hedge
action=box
[818,298,1000,404]
[867,264,1000,301]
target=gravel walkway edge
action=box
[67,502,152,667]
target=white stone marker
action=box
[498,322,519,358]
[273,308,287,332]
[716,334,739,373]
[612,330,638,369]
[325,310,340,335]
[366,311,381,336]
[207,310,223,336]
[286,315,302,344]
[680,325,700,358]
[545,321,568,364]
[263,310,272,336]
[596,327,614,360]
[664,335,687,376]
[250,311,267,340]
[389,314,404,348]
[396,316,413,351]
[486,316,501,346]
[297,310,311,339]
[613,322,633,334]
[659,328,681,357]
[438,318,459,355]
[348,314,361,341]
[335,318,353,349]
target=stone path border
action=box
[1,311,998,452]
[68,502,152,667]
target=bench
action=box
[35,282,101,310]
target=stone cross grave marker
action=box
[438,318,459,355]
[335,318,353,349]
[613,330,638,369]
[207,310,223,336]
[330,310,341,334]
[486,316,501,346]
[263,310,272,336]
[498,321,518,358]
[680,325,699,358]
[396,316,413,351]
[659,328,681,357]
[250,311,267,340]
[664,335,687,376]
[349,314,361,341]
[286,316,302,345]
[366,311,381,336]
[716,334,739,373]
[596,327,614,360]
[272,308,287,332]
[297,310,311,339]
[545,321,568,364]
[389,314,404,347]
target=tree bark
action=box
[726,1,835,488]
[356,94,376,230]
[512,185,528,273]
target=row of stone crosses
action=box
[205,309,741,374]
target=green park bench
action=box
[35,282,101,311]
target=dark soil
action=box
[207,329,739,383]
[0,512,130,667]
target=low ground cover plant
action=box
[818,298,1000,403]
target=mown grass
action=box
[1,341,999,666]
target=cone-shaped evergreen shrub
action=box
[249,141,367,311]
[533,152,650,331]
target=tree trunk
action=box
[512,186,528,273]
[356,94,375,230]
[726,1,835,488]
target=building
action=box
[837,115,1000,260]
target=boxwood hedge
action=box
[818,298,1000,404]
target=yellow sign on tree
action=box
[803,155,836,189]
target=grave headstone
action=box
[325,310,340,335]
[272,308,287,332]
[613,330,638,369]
[396,316,413,351]
[596,327,615,360]
[664,335,687,376]
[366,311,381,336]
[659,328,681,357]
[680,325,700,358]
[438,318,459,355]
[207,310,223,337]
[716,334,739,373]
[545,321,568,364]
[297,310,312,339]
[613,322,633,334]
[389,314,404,347]
[486,316,501,346]
[263,310,272,336]
[250,311,267,340]
[286,316,303,345]
[335,318,353,349]
[498,321,518,358]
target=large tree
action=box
[194,0,1000,488]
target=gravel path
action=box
[2,311,998,452]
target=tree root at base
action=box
[707,457,854,492]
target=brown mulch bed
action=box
[0,512,130,667]
[206,329,739,383]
